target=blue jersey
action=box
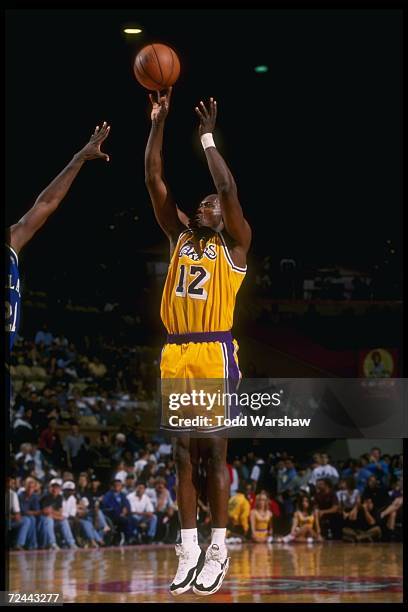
[6,244,21,351]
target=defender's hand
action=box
[77,121,111,162]
[195,97,217,137]
[149,87,172,124]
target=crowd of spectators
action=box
[9,431,403,550]
[225,447,403,544]
[10,325,159,433]
[254,255,401,301]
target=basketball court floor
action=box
[9,542,402,603]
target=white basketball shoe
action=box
[170,544,205,596]
[192,543,230,596]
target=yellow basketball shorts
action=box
[160,331,241,432]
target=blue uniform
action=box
[6,244,21,352]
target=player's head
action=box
[191,194,223,231]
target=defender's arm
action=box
[10,122,111,254]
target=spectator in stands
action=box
[123,473,135,495]
[336,476,360,512]
[75,473,89,499]
[127,481,158,543]
[111,433,127,463]
[362,475,390,511]
[88,357,107,379]
[227,460,240,496]
[145,476,158,507]
[154,478,175,541]
[17,477,41,549]
[90,432,113,483]
[38,479,77,550]
[286,463,312,497]
[12,407,37,451]
[309,453,339,487]
[250,493,273,543]
[38,418,65,468]
[227,487,251,540]
[100,479,133,545]
[245,482,256,507]
[377,496,403,540]
[314,478,340,539]
[134,449,149,477]
[272,458,283,494]
[342,498,382,543]
[114,460,129,484]
[355,455,373,493]
[8,477,37,550]
[367,447,390,487]
[283,494,322,543]
[163,460,176,502]
[157,439,172,459]
[250,456,268,493]
[61,481,78,535]
[390,454,403,480]
[63,422,86,473]
[35,323,53,347]
[278,458,298,496]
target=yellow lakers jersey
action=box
[161,229,246,334]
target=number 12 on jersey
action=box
[175,264,210,300]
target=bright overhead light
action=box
[254,65,268,73]
[124,28,142,34]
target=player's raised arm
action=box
[9,122,111,254]
[195,98,252,255]
[145,87,184,247]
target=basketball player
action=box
[6,122,111,352]
[145,88,251,596]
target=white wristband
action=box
[201,133,215,150]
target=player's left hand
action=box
[77,121,111,161]
[195,98,217,136]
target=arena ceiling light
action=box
[124,28,142,34]
[254,65,268,73]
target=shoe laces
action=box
[199,544,225,582]
[174,544,195,580]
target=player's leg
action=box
[193,436,230,596]
[170,435,205,596]
[202,437,229,528]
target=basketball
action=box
[133,43,180,90]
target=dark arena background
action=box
[5,8,403,604]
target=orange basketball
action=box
[133,43,180,91]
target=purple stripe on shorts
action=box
[225,340,240,381]
[166,331,233,344]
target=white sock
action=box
[211,528,226,547]
[181,528,199,548]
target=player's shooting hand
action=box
[195,98,217,136]
[149,87,172,124]
[77,121,111,162]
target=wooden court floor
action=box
[9,542,402,603]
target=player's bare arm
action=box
[195,98,252,268]
[145,87,185,253]
[10,122,111,254]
